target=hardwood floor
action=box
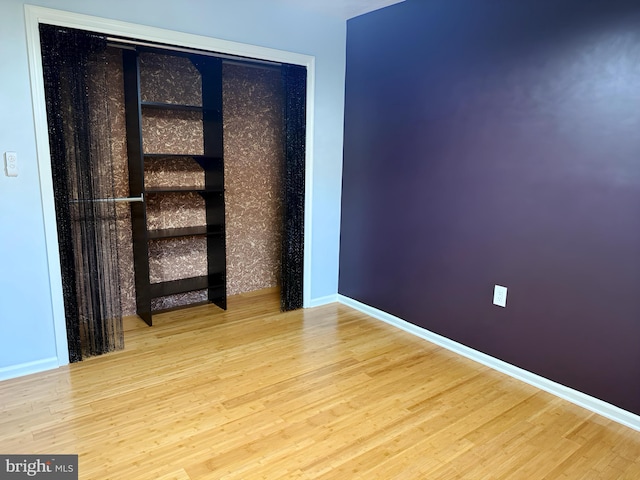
[1,288,640,479]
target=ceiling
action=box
[275,0,405,20]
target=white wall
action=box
[0,0,345,377]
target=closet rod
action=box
[70,194,144,204]
[106,37,282,71]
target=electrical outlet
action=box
[493,285,507,307]
[4,151,18,177]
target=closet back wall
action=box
[223,64,284,297]
[106,49,284,315]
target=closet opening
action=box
[39,24,306,361]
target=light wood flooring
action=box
[1,288,640,479]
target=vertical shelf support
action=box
[194,57,227,310]
[122,49,152,326]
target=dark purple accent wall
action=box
[340,0,640,414]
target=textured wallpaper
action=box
[148,237,208,283]
[144,156,205,189]
[141,109,204,155]
[145,192,206,231]
[107,49,284,315]
[223,64,284,295]
[139,52,202,106]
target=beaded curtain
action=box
[280,64,306,311]
[40,24,124,361]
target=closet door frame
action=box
[25,5,315,366]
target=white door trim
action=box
[24,4,316,367]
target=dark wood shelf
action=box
[141,101,202,112]
[147,225,223,240]
[143,153,222,161]
[149,276,209,298]
[144,186,223,194]
[124,48,227,325]
[151,300,211,315]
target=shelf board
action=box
[141,101,202,112]
[151,300,211,315]
[149,276,210,298]
[149,276,226,298]
[147,225,224,240]
[144,186,223,194]
[143,153,223,162]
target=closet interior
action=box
[41,22,306,362]
[106,44,286,325]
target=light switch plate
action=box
[493,285,507,307]
[4,151,18,177]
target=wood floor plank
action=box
[1,287,639,479]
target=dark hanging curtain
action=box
[280,64,307,311]
[40,24,124,361]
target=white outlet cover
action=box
[493,285,507,307]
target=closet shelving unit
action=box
[122,47,227,326]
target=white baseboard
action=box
[307,294,339,308]
[337,294,640,432]
[0,357,59,382]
